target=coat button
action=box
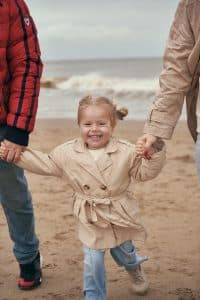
[100,185,107,190]
[83,184,90,190]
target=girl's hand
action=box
[135,140,145,157]
[143,147,155,160]
[137,134,157,150]
[135,140,155,160]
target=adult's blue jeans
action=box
[83,240,148,300]
[196,133,200,179]
[0,126,39,264]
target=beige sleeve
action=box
[17,147,63,177]
[144,0,194,139]
[130,144,166,182]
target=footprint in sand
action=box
[170,288,196,299]
[66,257,81,266]
[54,232,67,240]
[43,263,57,269]
[47,292,68,300]
[172,154,195,163]
[62,213,73,219]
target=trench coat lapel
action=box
[96,137,118,172]
[73,138,106,183]
[73,137,118,183]
[96,153,112,173]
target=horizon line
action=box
[43,56,162,63]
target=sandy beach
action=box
[0,119,200,300]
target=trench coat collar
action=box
[73,136,118,153]
[73,137,118,183]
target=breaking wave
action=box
[41,73,159,99]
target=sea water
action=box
[38,57,186,120]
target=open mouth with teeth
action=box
[88,135,102,141]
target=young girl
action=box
[0,96,165,299]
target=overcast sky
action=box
[26,0,180,61]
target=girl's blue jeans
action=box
[83,240,148,300]
[0,126,39,264]
[196,133,200,179]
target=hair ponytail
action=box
[116,106,128,120]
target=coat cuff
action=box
[152,139,165,152]
[143,121,174,140]
[4,126,29,146]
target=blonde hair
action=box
[77,95,128,127]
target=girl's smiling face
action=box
[79,104,114,149]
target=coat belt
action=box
[74,192,127,225]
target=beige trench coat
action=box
[17,137,166,249]
[144,0,200,141]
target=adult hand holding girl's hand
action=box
[0,140,25,163]
[137,134,158,150]
[135,139,155,160]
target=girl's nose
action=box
[91,124,98,130]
